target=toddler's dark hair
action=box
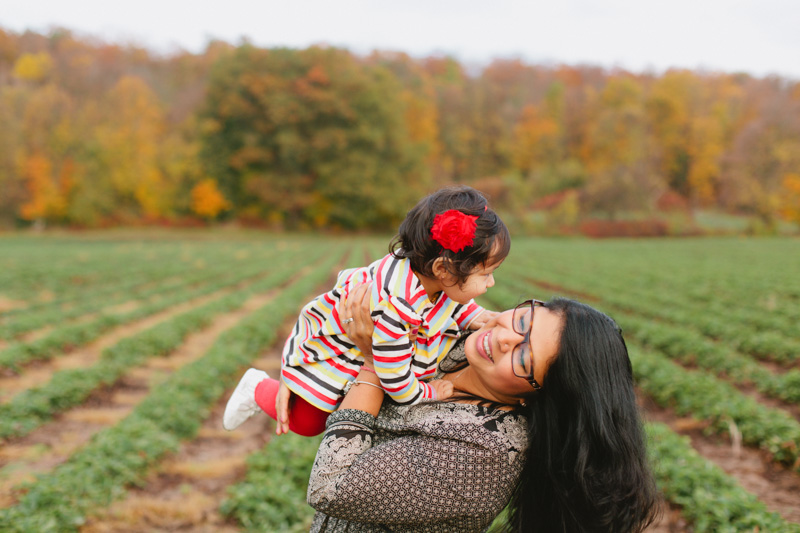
[389,186,510,286]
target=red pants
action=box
[254,377,330,436]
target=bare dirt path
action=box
[0,290,279,509]
[0,297,27,314]
[0,284,243,404]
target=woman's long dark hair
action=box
[497,297,659,533]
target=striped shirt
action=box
[281,254,484,412]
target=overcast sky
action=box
[4,0,799,80]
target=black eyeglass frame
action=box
[511,299,546,391]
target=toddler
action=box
[223,185,509,435]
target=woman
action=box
[306,285,659,532]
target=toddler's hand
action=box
[430,379,454,400]
[469,310,499,329]
[275,379,292,435]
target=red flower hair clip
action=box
[431,209,479,253]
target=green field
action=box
[0,231,799,531]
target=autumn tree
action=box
[508,79,585,216]
[200,45,429,229]
[645,71,696,199]
[13,51,53,83]
[512,103,560,177]
[92,76,168,221]
[19,153,70,226]
[720,83,800,227]
[15,84,80,226]
[779,173,800,225]
[367,52,441,172]
[0,87,27,225]
[191,178,229,220]
[580,76,661,218]
[422,56,472,182]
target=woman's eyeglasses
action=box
[511,299,546,390]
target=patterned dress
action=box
[282,254,484,412]
[307,340,529,532]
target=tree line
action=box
[0,27,798,231]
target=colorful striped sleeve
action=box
[452,300,486,330]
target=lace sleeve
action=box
[307,408,518,527]
[307,409,376,510]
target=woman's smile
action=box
[477,330,494,362]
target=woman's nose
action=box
[486,274,495,288]
[497,323,525,352]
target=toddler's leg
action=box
[222,368,269,431]
[255,378,330,437]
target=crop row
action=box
[612,289,799,364]
[531,266,799,363]
[0,243,333,439]
[510,238,800,325]
[0,246,348,532]
[220,433,321,532]
[631,342,800,471]
[618,313,800,404]
[0,246,314,372]
[0,240,289,319]
[0,243,289,339]
[0,241,192,303]
[647,422,800,532]
[0,238,291,311]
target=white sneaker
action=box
[223,368,269,430]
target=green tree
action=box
[200,45,429,229]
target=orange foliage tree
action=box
[191,178,229,220]
[780,174,800,224]
[19,153,71,224]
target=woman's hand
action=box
[339,282,384,415]
[341,282,375,367]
